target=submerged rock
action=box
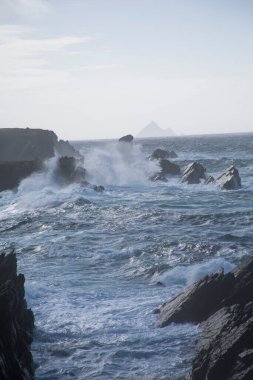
[0,252,34,380]
[216,165,241,190]
[150,148,177,160]
[181,162,206,184]
[118,134,134,143]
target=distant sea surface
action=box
[0,133,253,379]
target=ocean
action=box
[0,133,253,379]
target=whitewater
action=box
[0,133,253,379]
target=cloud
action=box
[0,0,51,17]
[0,24,93,89]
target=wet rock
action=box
[118,134,134,143]
[159,159,180,175]
[93,185,105,193]
[158,257,253,380]
[216,165,241,190]
[55,156,86,186]
[150,148,178,160]
[204,175,215,185]
[159,268,235,327]
[181,162,206,184]
[0,251,34,380]
[0,160,42,192]
[150,172,168,182]
[190,302,253,380]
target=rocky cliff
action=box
[0,251,34,380]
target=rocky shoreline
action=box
[157,257,253,379]
[0,252,34,380]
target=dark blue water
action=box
[0,133,253,379]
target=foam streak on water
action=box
[0,133,253,379]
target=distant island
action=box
[136,121,176,138]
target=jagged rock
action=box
[158,257,253,380]
[159,257,253,327]
[182,162,206,184]
[190,302,253,380]
[0,160,42,192]
[205,175,215,185]
[216,166,241,190]
[150,148,178,160]
[159,159,180,175]
[118,134,134,143]
[149,172,168,182]
[0,252,34,380]
[54,139,82,159]
[159,268,235,327]
[54,157,86,186]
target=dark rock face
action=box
[150,148,177,160]
[0,128,57,161]
[0,160,42,192]
[159,268,235,327]
[181,162,206,184]
[150,159,180,182]
[216,165,241,190]
[191,303,253,380]
[54,157,86,186]
[0,252,34,380]
[158,257,253,380]
[118,134,134,143]
[159,159,180,175]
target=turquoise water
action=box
[0,133,253,379]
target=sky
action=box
[0,0,253,140]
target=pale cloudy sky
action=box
[0,0,253,140]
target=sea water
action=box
[0,133,253,379]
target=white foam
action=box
[82,142,159,186]
[159,258,235,287]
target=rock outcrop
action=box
[150,148,177,160]
[0,128,57,161]
[158,257,253,380]
[181,162,206,184]
[216,165,241,190]
[0,251,34,380]
[118,134,134,143]
[150,159,180,182]
[54,157,86,186]
[0,160,42,192]
[54,139,82,159]
[191,302,253,380]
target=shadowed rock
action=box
[0,160,43,192]
[118,134,134,143]
[182,162,206,184]
[216,165,241,190]
[54,157,86,186]
[190,302,253,380]
[159,268,235,327]
[0,252,34,380]
[158,257,253,380]
[55,139,82,159]
[150,148,178,160]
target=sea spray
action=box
[82,141,159,186]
